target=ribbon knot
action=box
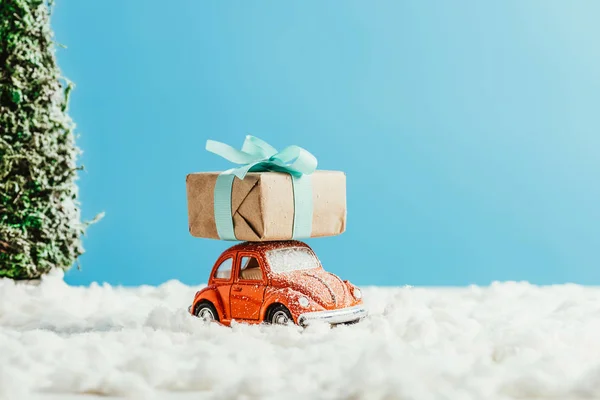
[206,136,317,241]
[206,135,317,180]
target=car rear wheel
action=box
[266,304,293,325]
[194,301,219,323]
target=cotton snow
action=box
[1,271,600,400]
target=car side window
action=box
[239,256,263,281]
[214,257,233,280]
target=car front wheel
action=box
[194,301,219,323]
[267,304,293,325]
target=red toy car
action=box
[189,241,367,326]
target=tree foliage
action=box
[0,0,87,279]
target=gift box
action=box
[186,170,346,241]
[186,136,346,241]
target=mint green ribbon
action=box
[206,135,317,241]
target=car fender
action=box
[261,287,325,322]
[193,286,226,321]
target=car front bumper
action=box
[298,305,368,326]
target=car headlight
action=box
[298,296,310,308]
[353,287,362,300]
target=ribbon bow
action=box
[206,136,317,241]
[206,135,317,180]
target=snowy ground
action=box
[2,272,600,400]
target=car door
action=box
[230,252,267,321]
[211,254,235,319]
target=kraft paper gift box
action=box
[186,170,346,241]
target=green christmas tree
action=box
[0,0,94,279]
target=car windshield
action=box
[266,247,320,274]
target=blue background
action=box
[53,1,600,287]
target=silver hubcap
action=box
[198,307,215,322]
[272,310,290,325]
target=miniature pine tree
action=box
[0,0,91,279]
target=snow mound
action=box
[2,273,600,400]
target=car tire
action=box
[194,301,220,323]
[266,304,293,325]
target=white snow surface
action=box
[2,271,600,400]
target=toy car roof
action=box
[224,240,311,255]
